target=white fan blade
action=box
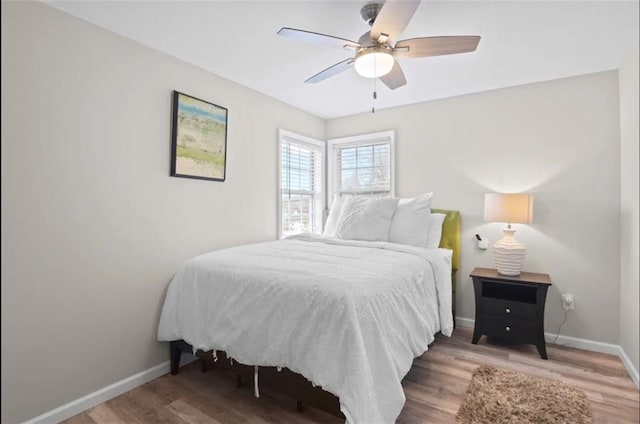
[394,36,481,58]
[278,28,360,50]
[370,0,421,46]
[305,59,355,83]
[379,60,406,90]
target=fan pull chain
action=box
[372,60,377,114]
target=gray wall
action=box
[0,2,324,423]
[326,72,622,346]
[619,44,639,373]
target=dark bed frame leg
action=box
[236,374,243,388]
[170,341,182,375]
[297,400,304,413]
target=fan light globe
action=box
[354,48,394,78]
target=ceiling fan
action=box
[277,0,481,90]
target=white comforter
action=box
[157,234,453,424]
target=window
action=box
[328,130,395,199]
[278,130,325,239]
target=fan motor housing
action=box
[360,1,384,26]
[358,31,378,47]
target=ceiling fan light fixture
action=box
[354,47,394,78]
[277,0,481,90]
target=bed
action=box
[158,207,460,424]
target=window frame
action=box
[327,130,395,201]
[277,129,326,239]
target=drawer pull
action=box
[505,308,511,314]
[505,326,511,332]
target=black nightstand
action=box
[470,267,552,359]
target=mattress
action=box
[158,234,453,424]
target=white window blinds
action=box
[337,143,391,195]
[328,130,395,199]
[279,131,324,238]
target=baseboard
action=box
[618,346,640,389]
[455,316,620,354]
[455,316,475,329]
[542,332,621,355]
[22,354,196,424]
[455,316,639,389]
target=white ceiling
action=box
[46,0,639,119]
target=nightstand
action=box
[470,267,552,359]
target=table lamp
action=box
[484,193,534,276]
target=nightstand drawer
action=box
[482,316,535,343]
[482,297,536,320]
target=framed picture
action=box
[171,91,228,181]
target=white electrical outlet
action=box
[561,293,575,310]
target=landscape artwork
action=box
[171,91,228,181]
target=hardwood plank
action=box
[166,398,225,424]
[116,388,189,424]
[87,404,129,424]
[62,413,98,424]
[62,327,639,423]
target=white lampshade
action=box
[354,48,394,78]
[484,193,534,276]
[484,193,534,225]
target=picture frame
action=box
[171,91,228,181]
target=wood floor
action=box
[63,327,639,423]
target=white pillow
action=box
[388,193,434,247]
[335,197,400,241]
[323,194,348,237]
[425,213,446,248]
